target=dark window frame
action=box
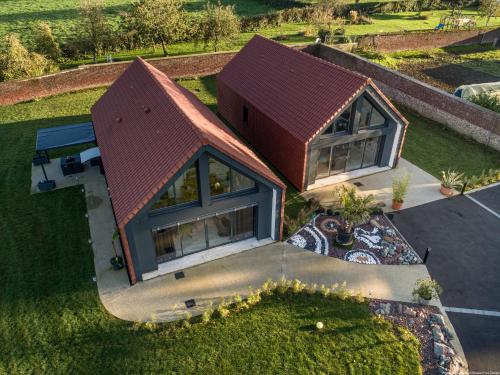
[359,96,388,130]
[321,106,352,137]
[208,156,257,198]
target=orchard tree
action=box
[479,0,500,26]
[130,0,187,56]
[33,22,61,61]
[199,1,239,52]
[80,0,113,62]
[0,34,57,81]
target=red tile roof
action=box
[91,58,285,227]
[218,35,406,143]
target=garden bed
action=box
[369,299,467,375]
[287,213,422,265]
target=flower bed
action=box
[288,213,422,265]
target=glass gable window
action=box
[359,97,387,129]
[209,157,255,196]
[323,107,351,135]
[152,206,255,264]
[151,163,199,210]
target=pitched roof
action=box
[91,58,285,227]
[218,35,406,143]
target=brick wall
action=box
[308,44,500,152]
[0,51,237,106]
[358,27,500,52]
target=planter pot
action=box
[440,185,454,196]
[336,228,354,246]
[392,200,403,210]
[110,256,124,271]
[418,296,432,305]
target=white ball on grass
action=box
[316,321,324,330]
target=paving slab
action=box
[302,158,447,212]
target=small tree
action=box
[199,1,240,52]
[33,22,61,61]
[80,0,114,62]
[0,34,57,81]
[334,186,374,233]
[479,0,500,26]
[130,0,188,57]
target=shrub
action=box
[412,278,442,301]
[392,171,411,203]
[0,34,58,82]
[319,284,331,297]
[291,279,306,294]
[181,312,192,328]
[441,169,464,189]
[33,22,61,61]
[201,307,213,323]
[261,278,277,296]
[334,186,374,233]
[465,168,500,190]
[198,1,240,52]
[469,93,500,113]
[247,288,262,305]
[306,283,318,295]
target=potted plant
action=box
[392,172,411,210]
[440,169,464,196]
[412,278,442,305]
[334,186,374,246]
[110,229,124,270]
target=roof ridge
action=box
[135,58,209,143]
[252,34,368,82]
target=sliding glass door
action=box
[152,206,256,264]
[315,137,382,179]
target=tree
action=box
[129,0,188,57]
[479,0,500,26]
[0,34,57,81]
[199,1,240,52]
[33,22,61,61]
[80,0,113,62]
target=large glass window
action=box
[232,206,255,242]
[209,157,255,196]
[317,147,331,178]
[323,108,351,135]
[315,137,382,178]
[151,207,256,263]
[346,140,364,171]
[330,144,349,175]
[359,97,386,129]
[152,227,182,263]
[362,137,381,167]
[206,213,232,248]
[151,163,199,210]
[180,220,206,255]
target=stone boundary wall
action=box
[0,51,238,106]
[357,27,500,52]
[306,44,500,152]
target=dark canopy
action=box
[35,122,95,152]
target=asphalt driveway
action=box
[390,184,500,373]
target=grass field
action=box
[0,85,424,373]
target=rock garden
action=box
[369,300,467,375]
[288,213,421,265]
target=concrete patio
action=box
[302,158,448,212]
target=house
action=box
[217,35,409,191]
[91,58,286,284]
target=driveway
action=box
[391,184,500,373]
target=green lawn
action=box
[400,108,500,178]
[0,87,423,373]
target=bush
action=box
[392,171,411,203]
[412,278,442,301]
[0,34,58,81]
[469,93,500,113]
[33,22,61,61]
[465,168,500,190]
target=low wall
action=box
[357,28,500,52]
[307,44,500,152]
[0,51,238,106]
